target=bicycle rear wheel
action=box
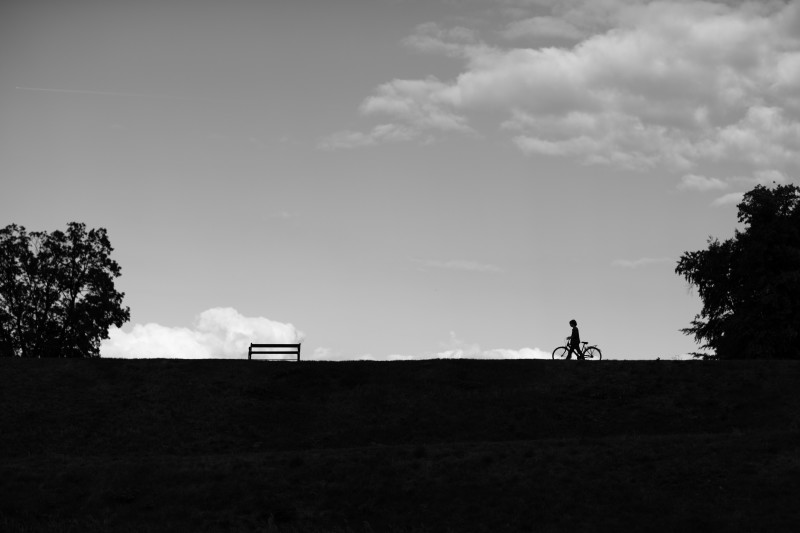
[583,346,602,360]
[552,346,569,360]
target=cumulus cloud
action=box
[432,346,551,360]
[359,77,474,134]
[325,0,800,180]
[685,168,789,200]
[431,331,550,359]
[326,348,552,360]
[403,22,481,57]
[711,191,746,207]
[311,332,551,361]
[318,123,422,150]
[101,307,304,359]
[502,16,586,41]
[678,174,729,191]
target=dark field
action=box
[1,358,799,532]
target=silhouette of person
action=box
[565,319,584,360]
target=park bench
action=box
[248,343,301,361]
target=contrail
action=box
[15,86,221,103]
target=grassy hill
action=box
[1,358,799,532]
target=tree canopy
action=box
[0,222,130,358]
[676,183,800,359]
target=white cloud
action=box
[707,168,789,205]
[433,346,551,359]
[612,257,674,268]
[678,174,729,191]
[318,123,421,150]
[101,307,304,359]
[431,331,550,359]
[679,168,789,198]
[507,109,699,170]
[711,191,745,207]
[403,22,480,57]
[705,106,800,168]
[326,0,800,178]
[310,332,551,361]
[502,16,586,41]
[725,169,790,188]
[317,352,418,361]
[360,77,474,133]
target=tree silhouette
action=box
[0,222,130,358]
[676,183,800,359]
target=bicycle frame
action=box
[552,338,602,360]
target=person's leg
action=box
[566,346,575,360]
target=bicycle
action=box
[552,338,602,360]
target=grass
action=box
[1,358,799,531]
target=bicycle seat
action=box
[581,342,588,345]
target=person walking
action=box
[565,319,584,360]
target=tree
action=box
[0,222,130,357]
[676,183,800,359]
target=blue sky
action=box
[2,0,799,360]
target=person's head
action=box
[569,319,577,327]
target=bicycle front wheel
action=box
[552,346,569,360]
[583,346,602,360]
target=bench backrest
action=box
[248,343,301,361]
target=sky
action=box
[1,0,799,360]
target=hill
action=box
[1,358,799,532]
